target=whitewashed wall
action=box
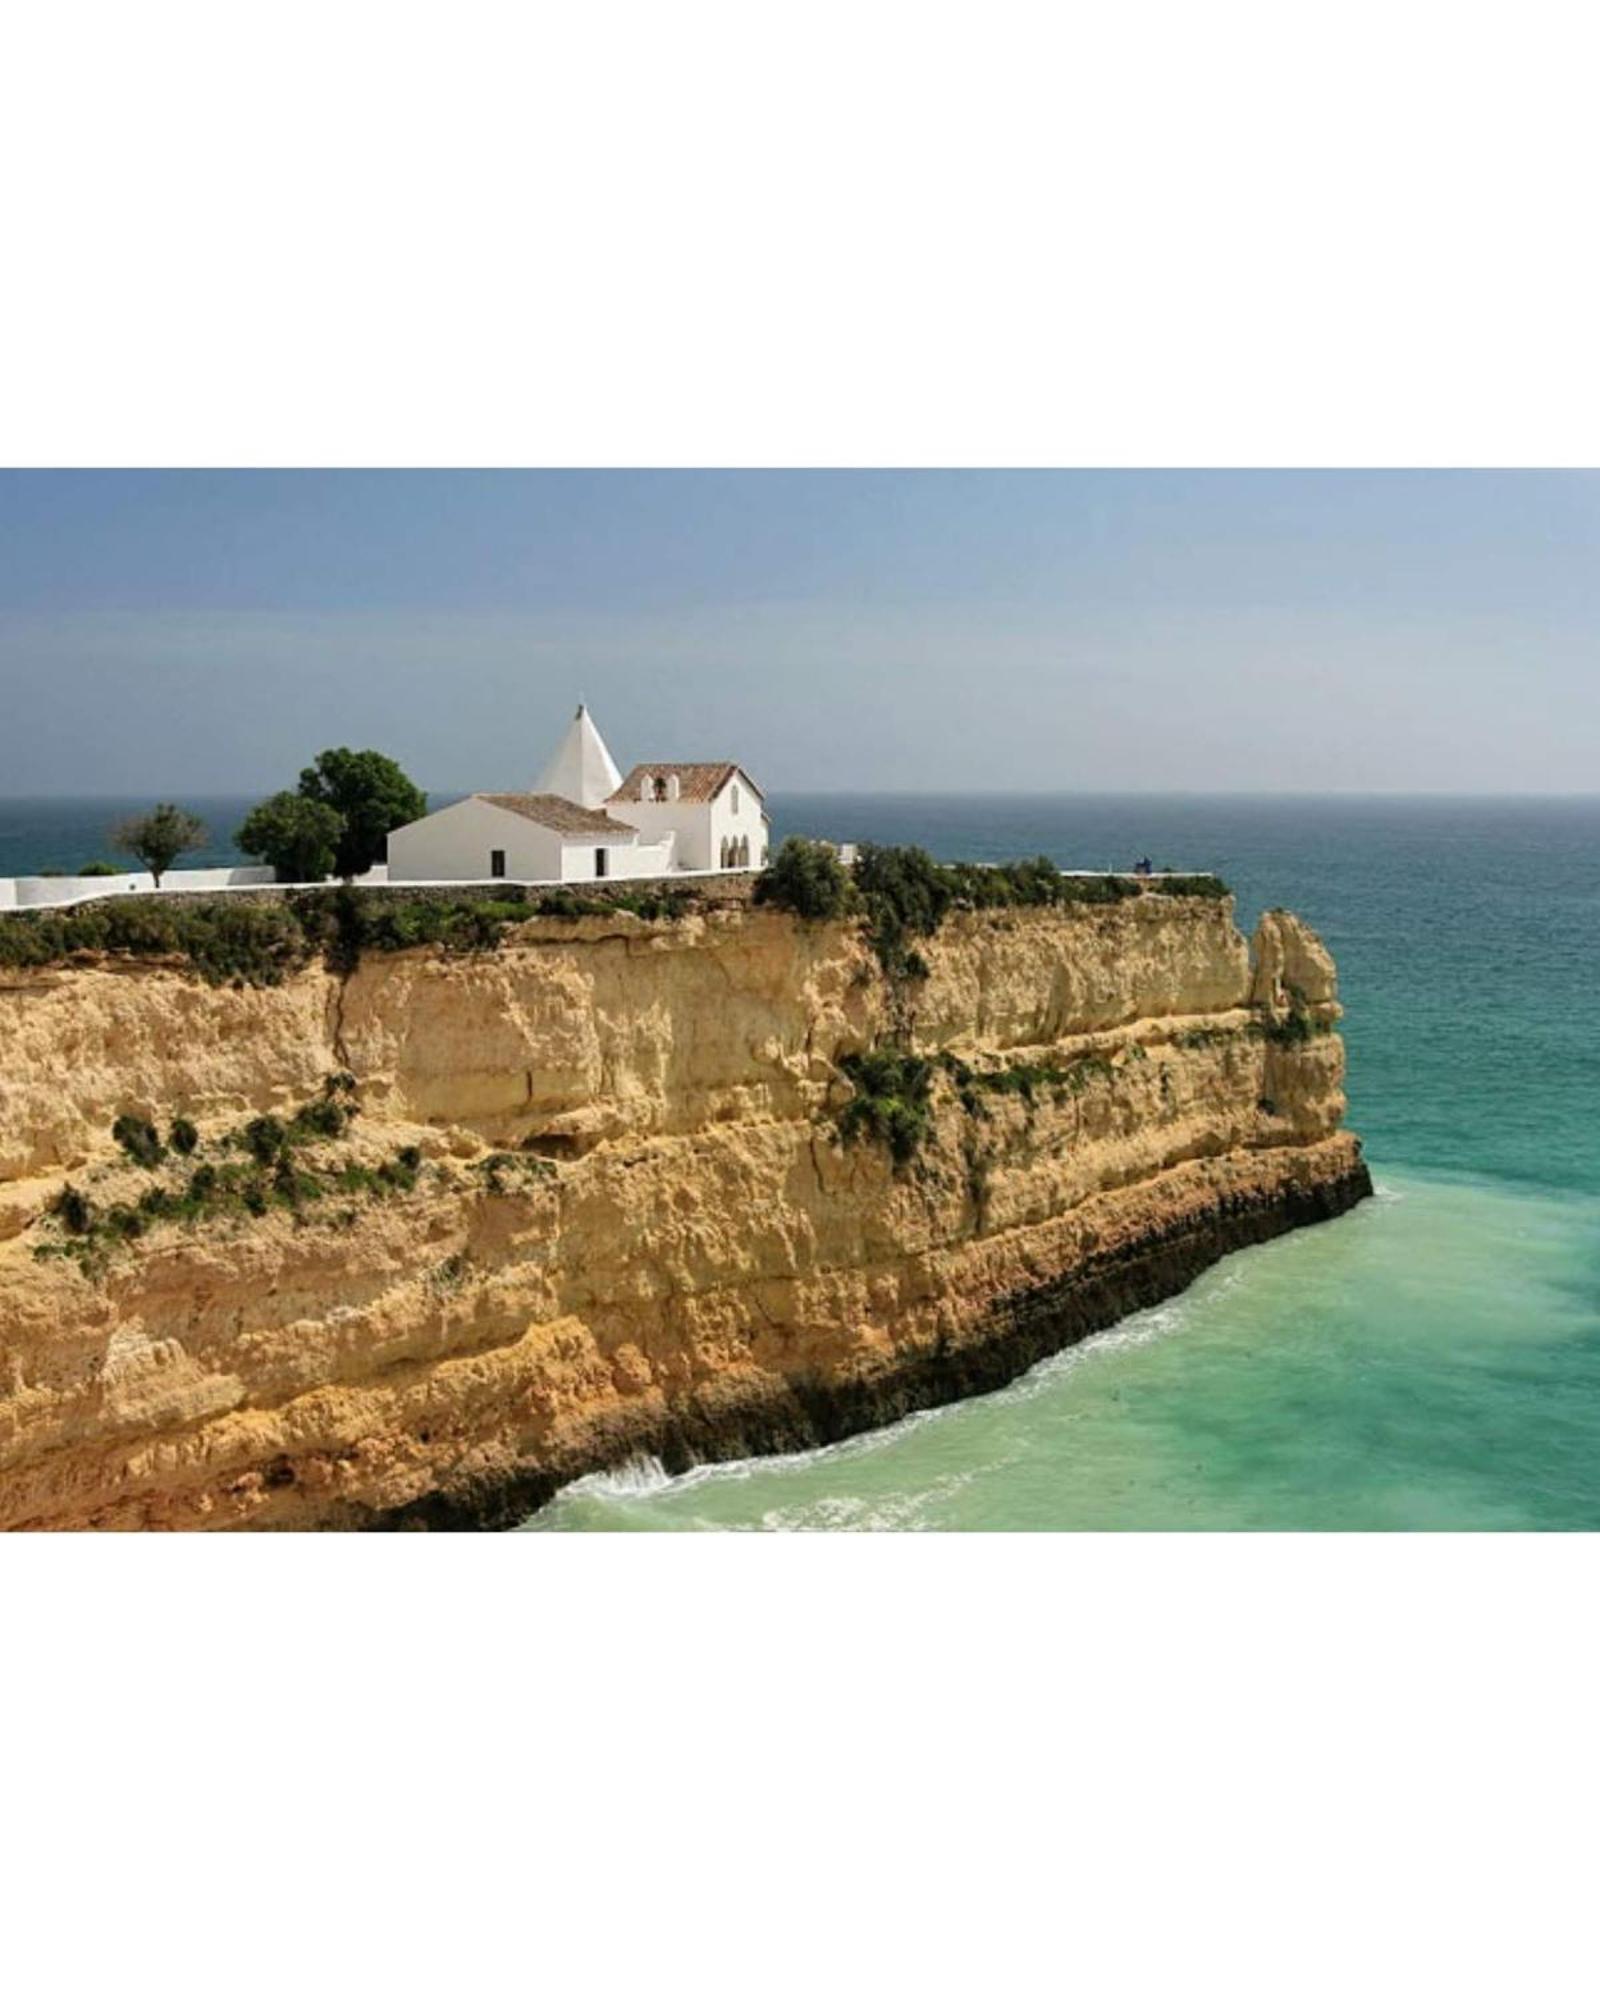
[609,770,766,871]
[557,832,675,881]
[388,797,681,885]
[388,798,569,882]
[0,865,277,910]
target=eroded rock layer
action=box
[0,893,1369,1529]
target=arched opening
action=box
[652,775,669,802]
[737,835,750,866]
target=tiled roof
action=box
[609,762,761,805]
[474,793,639,838]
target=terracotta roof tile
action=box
[474,793,639,837]
[609,762,761,805]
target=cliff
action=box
[0,890,1369,1529]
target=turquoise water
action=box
[527,796,1600,1531]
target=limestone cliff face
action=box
[0,893,1369,1529]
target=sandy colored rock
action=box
[0,894,1369,1529]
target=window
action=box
[652,775,669,802]
[730,784,741,813]
[595,847,609,879]
[490,849,506,879]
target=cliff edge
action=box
[0,890,1369,1528]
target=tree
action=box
[298,748,426,879]
[752,837,855,920]
[112,803,207,887]
[236,791,343,884]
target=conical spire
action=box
[535,703,623,808]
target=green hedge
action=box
[753,844,1228,985]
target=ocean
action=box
[5,793,1597,1530]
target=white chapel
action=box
[386,706,769,885]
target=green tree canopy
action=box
[752,837,855,920]
[236,791,344,884]
[298,748,427,878]
[112,804,207,887]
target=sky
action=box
[0,469,1595,797]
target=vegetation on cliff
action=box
[0,880,710,986]
[835,1049,936,1165]
[37,1075,407,1273]
[31,1070,567,1280]
[755,839,1227,984]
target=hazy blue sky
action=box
[0,470,1594,796]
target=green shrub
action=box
[0,896,314,986]
[529,889,611,920]
[1151,874,1230,900]
[289,1097,347,1141]
[1262,1008,1319,1046]
[112,1113,166,1169]
[836,1048,935,1166]
[168,1116,199,1155]
[241,1114,288,1164]
[754,838,855,921]
[853,845,951,981]
[51,1184,93,1234]
[78,861,120,877]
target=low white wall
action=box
[0,863,391,912]
[3,865,277,910]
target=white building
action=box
[386,706,769,885]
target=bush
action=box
[836,1048,935,1166]
[112,1113,166,1169]
[1151,874,1230,900]
[236,791,343,884]
[78,861,120,877]
[0,896,315,986]
[168,1116,199,1155]
[51,1184,93,1234]
[853,845,951,981]
[241,1114,288,1164]
[938,859,1142,910]
[754,838,855,922]
[288,1097,347,1140]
